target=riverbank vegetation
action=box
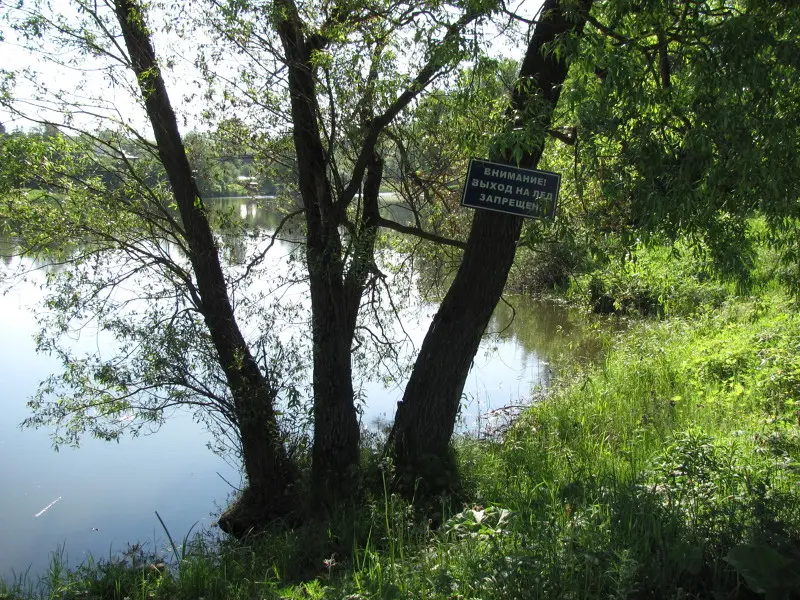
[3,0,800,596]
[3,244,800,598]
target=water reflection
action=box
[212,196,305,237]
[0,272,239,580]
[1,234,14,267]
[1,197,605,429]
[490,295,608,367]
[0,194,608,580]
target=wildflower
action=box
[323,554,337,573]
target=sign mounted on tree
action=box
[460,158,561,220]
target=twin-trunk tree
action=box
[273,0,592,502]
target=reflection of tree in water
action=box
[208,197,305,243]
[4,191,609,375]
[220,230,249,266]
[1,196,305,273]
[0,230,73,276]
[406,235,613,372]
[489,295,612,367]
[474,297,618,440]
[209,195,419,272]
[0,231,15,267]
[379,198,416,227]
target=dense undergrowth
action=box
[507,226,784,318]
[4,240,800,600]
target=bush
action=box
[568,242,731,317]
[508,235,592,294]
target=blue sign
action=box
[460,158,560,220]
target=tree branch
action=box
[337,7,486,212]
[585,13,631,44]
[376,217,467,249]
[547,126,577,145]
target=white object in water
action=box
[34,496,62,518]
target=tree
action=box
[1,0,300,533]
[115,0,308,530]
[206,0,500,505]
[388,0,593,488]
[385,0,800,488]
[551,0,800,288]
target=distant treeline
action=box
[1,125,285,199]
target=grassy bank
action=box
[4,289,799,599]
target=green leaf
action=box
[724,543,800,596]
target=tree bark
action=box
[114,0,297,532]
[275,0,363,506]
[305,153,382,506]
[389,0,594,490]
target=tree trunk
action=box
[307,264,361,505]
[389,0,593,491]
[114,0,297,533]
[275,1,362,506]
[310,151,384,506]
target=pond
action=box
[0,196,602,581]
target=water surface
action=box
[0,197,600,579]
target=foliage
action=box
[572,238,733,316]
[507,234,592,295]
[538,0,800,289]
[183,130,278,198]
[725,542,800,600]
[0,129,306,460]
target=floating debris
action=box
[478,389,549,439]
[34,496,62,518]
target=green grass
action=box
[510,219,789,319]
[458,294,800,598]
[4,293,800,599]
